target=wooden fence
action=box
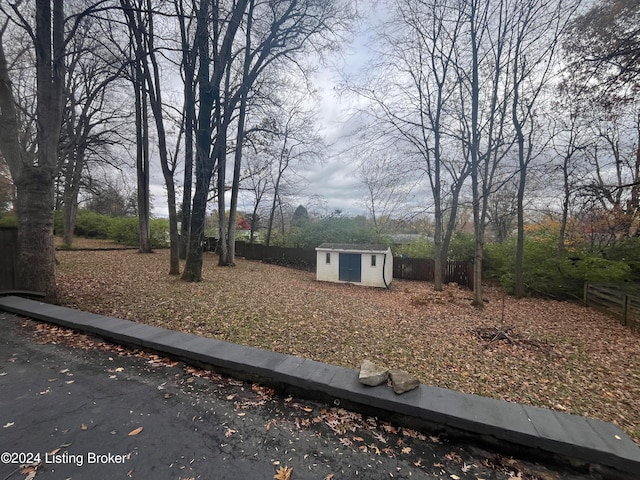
[0,227,18,291]
[234,241,317,270]
[393,257,474,290]
[232,241,473,288]
[584,283,640,331]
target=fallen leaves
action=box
[273,465,293,480]
[20,463,39,480]
[54,250,640,443]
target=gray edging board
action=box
[1,295,639,477]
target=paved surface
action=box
[0,312,587,480]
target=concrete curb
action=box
[1,295,639,478]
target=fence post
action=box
[583,282,588,307]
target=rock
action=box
[389,369,420,394]
[359,360,388,386]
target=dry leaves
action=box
[20,463,39,480]
[273,465,293,480]
[55,249,640,442]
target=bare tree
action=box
[121,0,181,273]
[221,0,348,265]
[58,18,126,247]
[349,0,472,290]
[183,0,349,279]
[175,0,197,260]
[566,0,640,91]
[264,96,323,247]
[358,153,412,235]
[459,0,516,306]
[562,0,640,243]
[241,147,273,243]
[509,0,580,298]
[181,0,248,281]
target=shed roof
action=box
[315,243,390,253]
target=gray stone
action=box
[389,369,420,394]
[358,359,388,386]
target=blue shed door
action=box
[339,253,361,282]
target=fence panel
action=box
[584,283,640,331]
[232,243,472,288]
[235,242,316,270]
[0,227,18,291]
[393,257,434,281]
[393,257,472,289]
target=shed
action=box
[315,243,393,288]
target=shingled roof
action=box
[316,243,390,252]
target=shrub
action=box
[448,232,476,261]
[74,210,115,238]
[487,231,631,299]
[109,216,139,245]
[150,219,169,248]
[603,237,640,282]
[109,216,170,248]
[395,236,434,258]
[483,241,513,280]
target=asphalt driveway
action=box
[0,312,593,479]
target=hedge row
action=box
[54,210,169,248]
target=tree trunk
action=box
[179,95,194,260]
[16,175,57,301]
[265,170,283,248]
[182,0,212,282]
[62,190,78,246]
[0,0,64,303]
[182,170,210,281]
[177,0,196,260]
[558,149,572,254]
[513,94,526,299]
[225,0,255,267]
[216,148,228,265]
[514,162,526,298]
[470,3,483,308]
[134,61,152,253]
[61,148,83,247]
[433,211,444,291]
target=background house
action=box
[315,243,393,288]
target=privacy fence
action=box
[393,257,474,290]
[232,241,473,289]
[234,241,317,271]
[584,282,640,331]
[0,233,472,291]
[0,227,18,291]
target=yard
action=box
[54,245,640,443]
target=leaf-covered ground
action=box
[54,247,640,443]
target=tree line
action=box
[347,0,640,304]
[0,0,348,301]
[0,0,638,306]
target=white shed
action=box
[315,243,393,288]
